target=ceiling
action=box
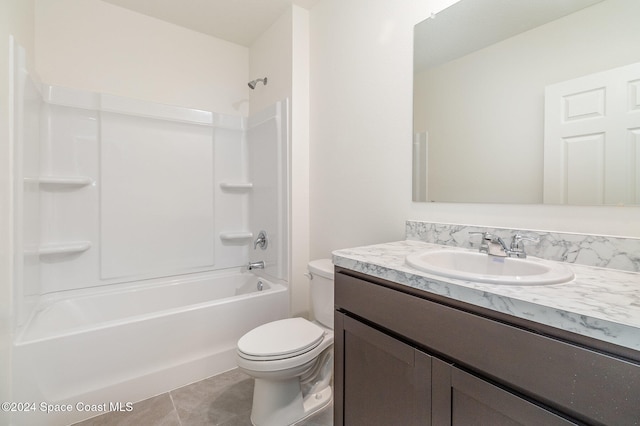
[414,0,603,71]
[100,0,319,47]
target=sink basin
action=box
[405,250,574,285]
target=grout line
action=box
[168,391,182,426]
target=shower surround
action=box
[11,44,290,426]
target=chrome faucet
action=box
[247,261,265,270]
[470,231,539,258]
[471,232,510,257]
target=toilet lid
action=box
[237,318,325,359]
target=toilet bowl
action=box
[236,259,335,426]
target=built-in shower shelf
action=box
[219,232,253,241]
[38,241,92,256]
[27,176,94,187]
[220,182,253,191]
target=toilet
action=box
[236,259,335,426]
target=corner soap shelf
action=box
[38,241,92,256]
[25,175,94,257]
[220,182,253,191]
[26,176,93,187]
[219,232,253,242]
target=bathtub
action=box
[12,270,288,426]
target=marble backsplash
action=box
[406,221,640,273]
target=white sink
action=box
[405,250,574,285]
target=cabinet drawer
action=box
[336,270,640,425]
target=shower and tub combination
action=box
[10,41,290,425]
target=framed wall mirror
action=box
[412,0,640,204]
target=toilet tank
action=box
[308,259,335,330]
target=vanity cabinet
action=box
[334,268,640,426]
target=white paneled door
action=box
[544,62,640,205]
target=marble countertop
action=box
[332,240,640,353]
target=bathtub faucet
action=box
[248,261,265,270]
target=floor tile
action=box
[70,368,332,426]
[73,393,180,426]
[171,370,253,426]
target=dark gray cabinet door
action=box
[447,364,578,426]
[338,314,432,426]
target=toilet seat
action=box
[237,318,325,361]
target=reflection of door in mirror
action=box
[544,62,640,205]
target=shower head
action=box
[248,77,268,90]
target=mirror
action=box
[413,0,640,204]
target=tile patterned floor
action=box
[73,369,333,426]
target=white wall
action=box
[35,0,249,116]
[291,6,311,318]
[0,0,35,420]
[249,6,312,318]
[249,9,293,115]
[308,0,640,261]
[309,0,456,259]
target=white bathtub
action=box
[12,270,288,426]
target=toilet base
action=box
[250,378,332,426]
[299,386,332,423]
